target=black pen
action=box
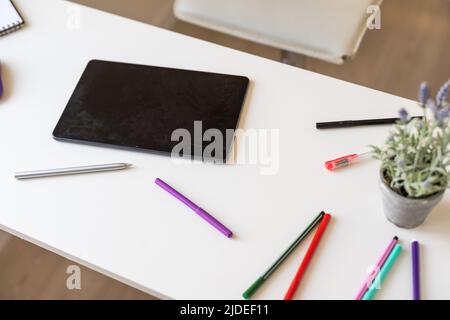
[316,116,422,129]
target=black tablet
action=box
[53,60,249,162]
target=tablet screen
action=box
[53,60,249,162]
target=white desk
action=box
[1,0,449,300]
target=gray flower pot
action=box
[379,171,445,229]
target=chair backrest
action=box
[174,0,383,64]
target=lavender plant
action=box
[371,80,450,198]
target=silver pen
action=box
[15,163,132,180]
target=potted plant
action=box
[372,80,450,228]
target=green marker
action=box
[243,211,325,299]
[363,243,402,300]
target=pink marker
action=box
[355,236,398,300]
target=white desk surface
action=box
[1,0,449,300]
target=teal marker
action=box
[363,243,402,300]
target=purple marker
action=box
[155,178,233,238]
[412,240,420,300]
[0,62,3,98]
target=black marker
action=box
[316,116,422,129]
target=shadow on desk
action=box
[421,201,450,235]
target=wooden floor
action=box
[0,0,449,299]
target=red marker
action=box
[284,213,332,300]
[325,152,370,171]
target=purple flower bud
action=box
[399,108,409,122]
[422,180,430,189]
[418,82,429,106]
[436,80,449,107]
[396,159,405,168]
[437,106,450,121]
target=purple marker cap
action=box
[155,178,233,238]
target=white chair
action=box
[174,0,383,64]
